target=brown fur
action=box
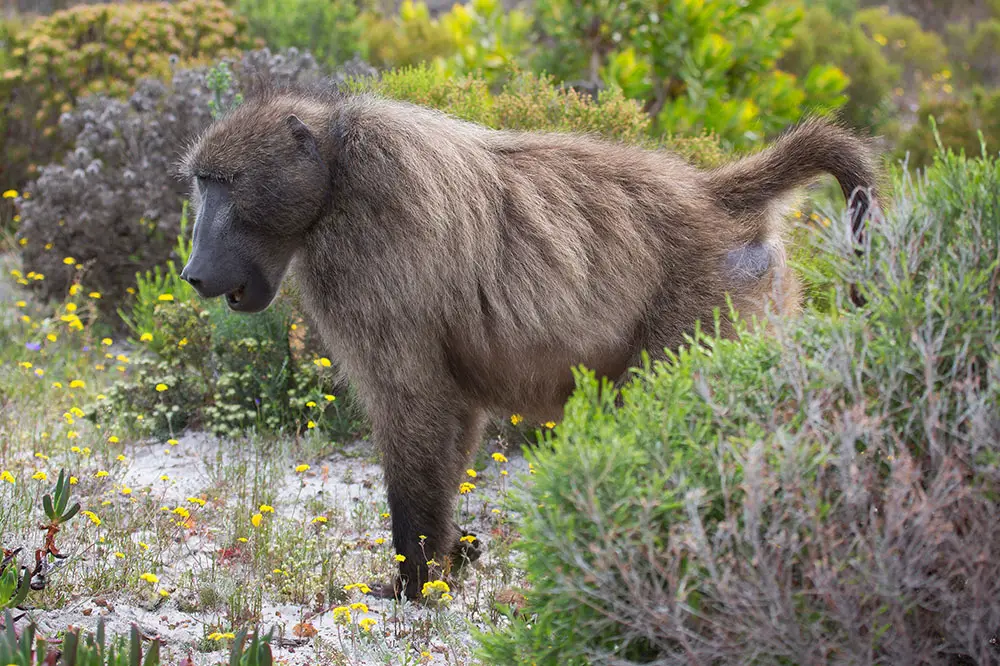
[177,80,881,599]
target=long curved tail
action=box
[708,116,881,246]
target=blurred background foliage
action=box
[2,0,999,195]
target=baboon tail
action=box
[707,116,880,246]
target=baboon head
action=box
[177,100,332,313]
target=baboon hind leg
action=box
[448,408,489,569]
[366,393,484,600]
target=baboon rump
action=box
[178,82,879,598]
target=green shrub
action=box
[475,140,1000,663]
[0,0,258,191]
[853,6,950,85]
[91,206,362,442]
[346,64,727,167]
[896,87,1000,168]
[360,0,532,86]
[236,0,366,70]
[779,3,900,131]
[527,0,850,150]
[945,11,1000,86]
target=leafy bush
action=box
[237,0,366,70]
[13,48,353,323]
[347,64,727,167]
[90,206,362,442]
[896,87,1000,168]
[780,3,900,131]
[475,141,1000,663]
[945,8,1000,86]
[526,0,850,149]
[0,0,258,191]
[360,0,533,86]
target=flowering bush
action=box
[526,0,850,150]
[0,0,258,191]
[475,140,1000,664]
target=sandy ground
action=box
[11,424,532,665]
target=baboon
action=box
[176,79,880,600]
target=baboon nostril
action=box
[180,271,201,287]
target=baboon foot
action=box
[451,527,483,567]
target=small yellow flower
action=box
[295,464,310,473]
[96,470,108,478]
[139,572,159,584]
[459,482,475,494]
[140,333,153,342]
[374,537,385,545]
[63,256,75,265]
[312,515,327,524]
[251,513,263,527]
[510,413,523,425]
[155,383,168,392]
[89,291,101,299]
[157,293,174,301]
[344,582,372,594]
[69,476,78,485]
[121,486,132,495]
[81,511,101,525]
[32,471,47,481]
[305,401,316,408]
[188,497,206,506]
[466,468,477,478]
[1,471,14,484]
[460,534,477,543]
[15,300,25,307]
[359,617,377,632]
[324,394,336,402]
[395,554,406,562]
[259,504,274,513]
[350,602,368,612]
[332,606,351,625]
[47,333,57,342]
[441,593,453,602]
[114,551,125,559]
[2,189,18,198]
[69,379,85,388]
[173,507,190,518]
[34,368,44,377]
[544,421,556,429]
[101,337,112,346]
[307,420,316,429]
[421,580,450,598]
[492,452,508,463]
[167,439,178,446]
[19,361,31,369]
[116,454,125,462]
[108,435,119,443]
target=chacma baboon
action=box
[176,79,880,600]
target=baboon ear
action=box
[286,114,322,161]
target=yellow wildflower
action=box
[295,464,310,473]
[155,383,168,392]
[140,333,153,342]
[332,606,351,625]
[139,573,159,584]
[395,554,406,562]
[1,471,14,484]
[32,471,46,481]
[359,617,376,632]
[510,413,523,425]
[492,452,508,463]
[157,293,174,301]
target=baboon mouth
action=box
[226,285,246,307]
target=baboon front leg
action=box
[367,397,483,601]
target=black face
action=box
[180,178,292,314]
